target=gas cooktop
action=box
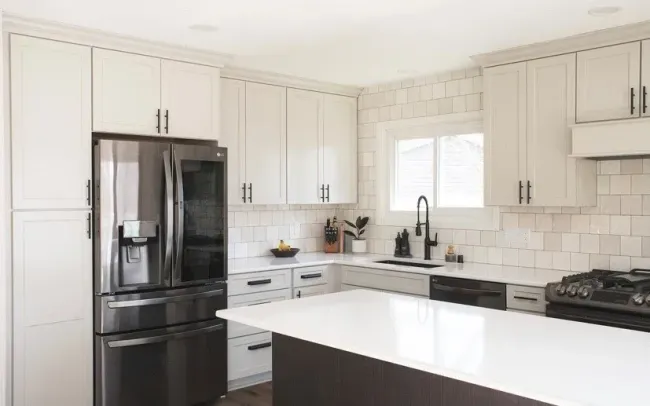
[545,269,650,315]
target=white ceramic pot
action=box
[351,239,367,254]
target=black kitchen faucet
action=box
[415,195,438,260]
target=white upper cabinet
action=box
[13,210,93,406]
[642,40,650,118]
[323,94,357,204]
[245,82,287,205]
[527,54,595,206]
[93,49,161,135]
[161,60,221,140]
[221,79,247,205]
[576,42,641,123]
[10,35,92,210]
[287,89,323,204]
[484,56,596,207]
[484,62,527,206]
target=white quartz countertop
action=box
[229,252,572,287]
[216,290,650,406]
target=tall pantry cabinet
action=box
[9,35,93,406]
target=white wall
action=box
[345,68,650,272]
[0,13,10,406]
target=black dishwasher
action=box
[429,275,506,310]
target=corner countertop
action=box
[228,252,573,287]
[216,290,650,406]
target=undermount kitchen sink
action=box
[374,260,443,269]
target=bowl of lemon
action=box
[270,240,300,258]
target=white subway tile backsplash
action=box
[571,215,590,233]
[438,98,453,114]
[552,214,571,232]
[580,234,599,254]
[459,78,474,95]
[528,232,544,250]
[631,174,650,194]
[621,236,642,257]
[610,175,631,195]
[644,159,650,173]
[445,80,460,97]
[621,159,643,174]
[420,85,433,101]
[599,196,621,215]
[621,195,642,215]
[536,214,553,232]
[599,235,620,255]
[466,230,481,246]
[590,254,610,269]
[234,212,248,227]
[414,101,427,117]
[631,256,650,268]
[562,233,580,253]
[631,216,650,236]
[453,230,466,244]
[487,247,503,265]
[600,160,621,175]
[518,250,535,267]
[432,83,445,99]
[571,253,590,272]
[553,252,571,271]
[452,96,466,113]
[535,251,553,268]
[502,213,518,229]
[407,87,420,103]
[597,176,610,195]
[426,100,439,116]
[544,233,562,252]
[519,214,536,230]
[609,216,631,236]
[502,248,518,266]
[610,255,631,271]
[480,231,496,246]
[589,215,609,234]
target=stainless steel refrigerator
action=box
[92,136,228,406]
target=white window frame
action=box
[375,111,498,230]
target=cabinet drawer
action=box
[506,285,546,313]
[340,284,424,299]
[227,289,291,338]
[293,266,329,288]
[341,266,429,296]
[507,308,544,317]
[228,269,291,296]
[228,332,272,381]
[294,284,327,299]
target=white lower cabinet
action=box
[12,210,93,406]
[506,285,546,314]
[340,266,429,296]
[294,284,327,299]
[340,284,425,299]
[227,289,291,339]
[228,332,273,389]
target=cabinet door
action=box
[161,60,220,140]
[642,40,650,117]
[93,49,161,135]
[484,62,527,206]
[576,42,641,122]
[13,211,93,406]
[323,94,357,204]
[245,83,287,205]
[287,89,323,204]
[527,54,578,206]
[221,79,247,205]
[294,285,327,299]
[10,35,92,210]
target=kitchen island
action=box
[216,289,650,406]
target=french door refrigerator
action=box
[92,136,228,406]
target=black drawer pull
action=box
[527,180,531,204]
[300,273,322,279]
[513,295,538,302]
[247,279,272,286]
[248,342,272,351]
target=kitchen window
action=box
[376,112,497,230]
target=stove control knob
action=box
[632,293,645,306]
[567,285,578,297]
[578,286,591,298]
[555,284,567,296]
[646,295,650,306]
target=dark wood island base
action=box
[272,333,553,406]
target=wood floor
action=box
[213,382,272,406]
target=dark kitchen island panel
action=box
[272,333,552,406]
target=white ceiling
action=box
[2,0,650,86]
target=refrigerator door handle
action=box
[163,151,174,285]
[173,151,185,283]
[107,323,224,348]
[107,289,224,308]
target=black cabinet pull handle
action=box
[527,181,531,204]
[513,295,538,302]
[631,88,636,115]
[86,179,91,206]
[247,279,271,286]
[86,213,92,239]
[242,183,247,203]
[320,184,325,202]
[326,184,330,202]
[518,181,523,204]
[248,183,252,203]
[164,110,169,133]
[297,290,301,298]
[300,273,322,279]
[247,342,272,351]
[643,86,648,114]
[156,109,161,133]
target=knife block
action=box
[324,226,340,253]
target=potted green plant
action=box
[344,216,370,253]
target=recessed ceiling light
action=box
[588,6,622,16]
[189,24,220,33]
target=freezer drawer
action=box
[96,319,227,406]
[228,332,272,381]
[95,284,226,334]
